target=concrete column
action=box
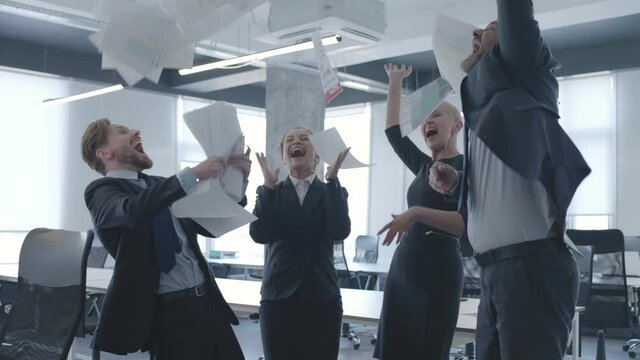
[265,65,325,175]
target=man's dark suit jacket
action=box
[249,177,351,302]
[456,0,591,228]
[85,174,244,356]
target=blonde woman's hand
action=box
[325,148,351,180]
[384,63,413,82]
[378,207,418,246]
[255,152,279,189]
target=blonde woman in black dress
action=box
[374,64,466,360]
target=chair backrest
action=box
[333,241,349,272]
[461,256,481,298]
[86,242,108,269]
[353,235,379,264]
[334,241,359,288]
[566,229,629,330]
[574,245,594,308]
[0,228,93,360]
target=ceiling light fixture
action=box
[39,84,124,106]
[179,34,342,76]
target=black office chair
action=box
[461,256,481,299]
[0,228,93,360]
[77,241,109,360]
[333,241,357,286]
[353,235,379,290]
[567,229,630,359]
[0,282,17,337]
[332,241,364,349]
[459,234,481,299]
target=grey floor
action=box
[72,320,635,360]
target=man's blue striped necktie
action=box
[138,173,182,274]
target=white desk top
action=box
[208,257,391,276]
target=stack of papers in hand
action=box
[172,102,257,237]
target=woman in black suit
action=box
[250,127,352,360]
[374,64,466,360]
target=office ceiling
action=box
[1,0,639,108]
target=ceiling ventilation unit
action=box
[258,0,386,50]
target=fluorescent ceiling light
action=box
[341,80,372,92]
[340,80,389,95]
[180,35,342,76]
[39,84,124,106]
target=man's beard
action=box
[118,153,153,170]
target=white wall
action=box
[616,68,640,236]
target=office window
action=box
[0,68,69,233]
[178,97,266,257]
[569,215,612,230]
[559,73,616,224]
[324,104,372,258]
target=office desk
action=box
[0,263,584,359]
[208,257,391,290]
[207,256,391,275]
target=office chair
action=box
[77,241,109,360]
[453,238,479,359]
[352,235,379,290]
[461,256,481,299]
[567,229,631,359]
[0,228,93,360]
[0,282,17,337]
[625,285,640,357]
[333,241,363,349]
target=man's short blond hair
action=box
[81,118,111,175]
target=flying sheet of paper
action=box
[399,77,454,137]
[432,14,475,94]
[312,32,343,103]
[309,127,371,169]
[90,3,195,85]
[161,0,266,43]
[102,7,190,74]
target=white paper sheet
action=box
[192,211,258,238]
[309,127,371,169]
[432,14,476,94]
[91,2,195,85]
[100,6,189,75]
[399,77,454,137]
[312,32,343,103]
[161,0,266,43]
[171,179,241,218]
